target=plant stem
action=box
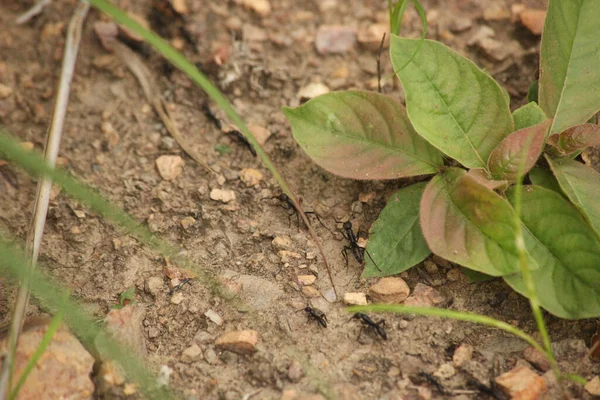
[347,304,548,356]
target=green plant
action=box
[284,0,600,319]
[112,287,135,309]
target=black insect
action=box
[416,372,447,395]
[339,220,381,271]
[202,103,257,157]
[352,313,387,340]
[305,306,328,328]
[267,193,329,231]
[168,278,192,296]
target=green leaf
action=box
[512,102,547,131]
[487,119,550,181]
[527,80,539,104]
[528,167,563,195]
[539,0,600,134]
[547,123,600,155]
[546,156,600,238]
[420,168,534,276]
[283,90,443,180]
[120,287,135,306]
[390,36,513,169]
[363,182,430,277]
[505,185,600,318]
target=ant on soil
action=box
[264,193,329,231]
[352,313,387,340]
[168,278,192,296]
[336,219,382,272]
[304,306,328,328]
[201,103,257,157]
[415,372,448,395]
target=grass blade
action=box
[347,304,546,355]
[0,3,89,397]
[86,0,337,297]
[8,303,65,400]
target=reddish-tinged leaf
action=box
[487,120,550,181]
[466,169,508,191]
[283,91,443,180]
[547,123,600,155]
[420,168,533,276]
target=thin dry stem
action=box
[112,42,216,175]
[0,3,89,398]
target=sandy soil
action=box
[1,0,599,399]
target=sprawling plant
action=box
[284,0,600,319]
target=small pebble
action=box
[297,82,330,102]
[288,360,304,382]
[215,330,258,355]
[204,309,223,326]
[585,376,600,396]
[272,236,293,251]
[523,346,552,372]
[210,188,236,203]
[0,83,13,98]
[520,9,546,36]
[156,365,172,387]
[302,286,321,298]
[181,344,203,363]
[423,260,438,274]
[248,123,271,145]
[358,191,376,203]
[278,250,302,263]
[434,363,456,380]
[298,275,316,285]
[315,25,357,55]
[446,268,461,282]
[220,351,238,364]
[240,0,271,16]
[180,216,196,229]
[343,292,368,306]
[404,283,446,307]
[495,365,546,399]
[170,292,184,305]
[204,348,218,365]
[398,320,409,329]
[452,344,473,367]
[239,168,263,187]
[368,277,410,304]
[145,277,163,297]
[357,23,388,51]
[156,155,184,181]
[193,330,214,344]
[171,0,188,14]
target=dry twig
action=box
[0,3,89,398]
[112,42,216,174]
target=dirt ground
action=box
[1,0,599,399]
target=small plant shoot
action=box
[284,0,600,319]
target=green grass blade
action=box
[0,129,227,298]
[511,133,559,374]
[0,237,178,400]
[8,302,66,400]
[348,304,547,355]
[85,0,337,296]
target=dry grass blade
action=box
[87,0,338,299]
[113,42,215,175]
[16,0,52,25]
[0,3,90,398]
